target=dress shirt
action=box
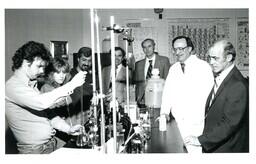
[207,64,235,109]
[109,64,131,105]
[144,54,156,79]
[108,64,125,84]
[116,64,122,77]
[160,55,214,152]
[215,64,235,92]
[5,69,74,145]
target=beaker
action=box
[88,131,99,148]
[76,126,88,147]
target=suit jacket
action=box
[198,66,249,153]
[133,54,170,103]
[102,64,132,104]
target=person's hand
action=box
[184,135,201,146]
[90,94,100,106]
[68,124,83,136]
[70,71,87,89]
[54,97,70,108]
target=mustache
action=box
[82,64,90,67]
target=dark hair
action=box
[12,41,52,71]
[172,36,194,51]
[109,47,127,67]
[223,41,236,62]
[77,47,92,58]
[141,38,155,48]
[109,47,126,57]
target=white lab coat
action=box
[161,55,214,153]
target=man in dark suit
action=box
[184,40,249,153]
[133,38,170,104]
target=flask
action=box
[76,126,88,147]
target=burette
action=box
[123,30,134,116]
[94,9,106,153]
[66,97,72,126]
[110,15,117,153]
[90,8,97,129]
[80,86,84,126]
[125,37,130,116]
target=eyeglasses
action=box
[173,46,188,52]
[207,55,220,62]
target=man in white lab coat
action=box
[160,36,214,153]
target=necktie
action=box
[180,62,185,73]
[208,78,218,107]
[146,60,153,79]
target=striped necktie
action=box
[209,78,218,107]
[146,60,153,79]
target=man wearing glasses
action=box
[160,36,214,153]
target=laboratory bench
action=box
[52,115,186,154]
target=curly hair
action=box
[11,41,52,71]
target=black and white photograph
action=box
[1,0,255,163]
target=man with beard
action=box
[69,47,93,124]
[5,41,86,153]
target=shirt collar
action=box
[146,54,156,63]
[14,69,38,88]
[215,64,234,87]
[182,54,194,65]
[116,64,122,74]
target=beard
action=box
[80,64,91,72]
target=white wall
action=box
[5,9,91,80]
[5,9,248,80]
[97,8,248,40]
